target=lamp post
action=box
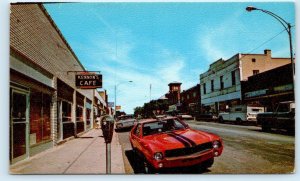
[246,6,295,95]
[114,81,133,118]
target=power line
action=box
[242,28,286,56]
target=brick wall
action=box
[10,4,93,100]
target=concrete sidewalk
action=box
[10,129,125,174]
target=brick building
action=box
[180,84,201,115]
[10,3,107,164]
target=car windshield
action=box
[142,119,186,136]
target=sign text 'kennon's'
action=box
[76,74,102,89]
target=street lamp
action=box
[246,6,295,94]
[114,80,133,118]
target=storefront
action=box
[10,68,54,164]
[57,79,74,140]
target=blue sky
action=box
[44,2,295,114]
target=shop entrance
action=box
[10,88,29,163]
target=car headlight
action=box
[212,140,221,149]
[154,152,163,161]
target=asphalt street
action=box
[117,120,295,174]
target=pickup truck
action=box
[218,105,264,124]
[256,101,295,134]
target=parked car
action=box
[177,113,194,121]
[195,113,217,122]
[115,114,136,130]
[257,101,295,134]
[218,105,264,124]
[129,117,223,173]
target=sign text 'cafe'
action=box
[76,73,102,89]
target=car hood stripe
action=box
[170,132,197,147]
[166,133,191,148]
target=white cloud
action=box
[197,11,245,63]
[91,45,187,114]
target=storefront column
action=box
[51,76,58,145]
[72,90,77,135]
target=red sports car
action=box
[129,117,223,173]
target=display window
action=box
[30,91,51,145]
[62,101,72,122]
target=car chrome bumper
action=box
[152,149,217,169]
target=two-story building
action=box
[200,49,291,115]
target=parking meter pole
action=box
[106,143,111,174]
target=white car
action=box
[218,105,264,124]
[115,114,136,130]
[177,114,194,121]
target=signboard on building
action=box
[245,89,268,98]
[108,102,114,107]
[274,84,293,92]
[116,106,121,111]
[76,73,102,89]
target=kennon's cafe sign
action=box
[76,73,102,89]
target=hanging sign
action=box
[76,73,102,89]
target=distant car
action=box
[177,114,194,121]
[195,113,216,122]
[129,117,223,173]
[115,114,136,130]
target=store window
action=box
[62,101,72,122]
[30,91,51,145]
[76,106,83,122]
[86,108,91,125]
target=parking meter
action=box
[101,115,115,143]
[100,115,115,173]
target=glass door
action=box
[10,89,29,163]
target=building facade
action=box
[200,49,291,115]
[180,84,201,115]
[243,63,294,111]
[10,3,107,164]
